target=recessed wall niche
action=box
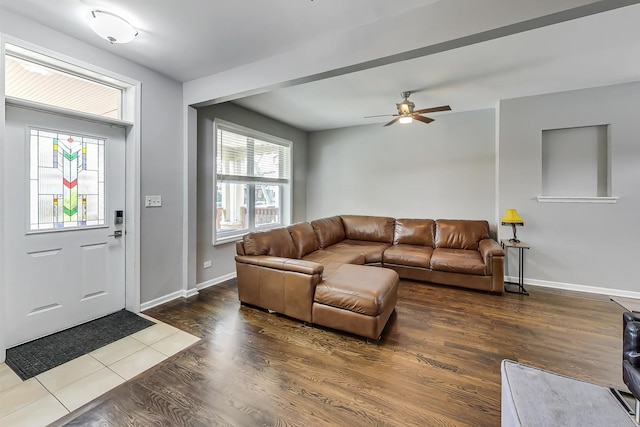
[541,125,610,198]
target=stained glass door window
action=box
[29,128,105,230]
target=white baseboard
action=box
[505,276,640,299]
[140,272,237,312]
[140,287,198,312]
[185,288,199,299]
[197,272,237,291]
[144,273,637,311]
[140,290,183,311]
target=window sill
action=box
[213,236,243,246]
[213,224,285,246]
[536,196,619,204]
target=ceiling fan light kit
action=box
[365,91,451,127]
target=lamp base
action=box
[510,223,520,243]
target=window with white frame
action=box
[214,120,291,243]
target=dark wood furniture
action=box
[501,239,530,295]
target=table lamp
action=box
[501,209,524,243]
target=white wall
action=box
[0,38,6,362]
[499,82,640,294]
[196,103,308,286]
[306,109,497,226]
[179,0,626,299]
[0,11,184,305]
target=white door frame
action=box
[0,35,142,362]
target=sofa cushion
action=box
[287,222,319,258]
[435,219,490,250]
[315,264,398,316]
[243,228,297,259]
[394,218,435,246]
[383,244,433,268]
[341,215,395,243]
[325,240,391,264]
[302,249,365,266]
[311,216,346,249]
[430,248,486,275]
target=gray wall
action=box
[306,109,497,226]
[196,103,308,286]
[499,82,640,292]
[1,11,184,304]
[138,77,183,303]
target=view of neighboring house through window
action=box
[215,121,291,243]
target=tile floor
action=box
[0,314,200,426]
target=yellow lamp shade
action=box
[501,208,524,225]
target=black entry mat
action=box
[6,309,155,380]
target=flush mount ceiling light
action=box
[88,10,138,44]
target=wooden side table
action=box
[500,239,530,295]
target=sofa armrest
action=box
[479,239,504,288]
[235,255,323,323]
[624,360,640,400]
[236,241,246,256]
[235,255,324,275]
[624,312,640,366]
[479,239,504,263]
[623,312,640,404]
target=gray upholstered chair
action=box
[623,311,640,424]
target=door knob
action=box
[108,230,123,238]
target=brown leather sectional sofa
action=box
[235,215,505,340]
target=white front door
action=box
[4,105,126,346]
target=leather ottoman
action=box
[312,264,398,340]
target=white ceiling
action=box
[2,0,640,131]
[0,0,440,81]
[236,4,640,130]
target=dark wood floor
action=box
[59,279,627,426]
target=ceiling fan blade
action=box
[412,105,451,114]
[364,114,396,118]
[383,117,401,127]
[413,115,434,124]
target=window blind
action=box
[216,127,290,183]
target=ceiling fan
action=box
[365,91,451,127]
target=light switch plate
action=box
[145,195,162,207]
